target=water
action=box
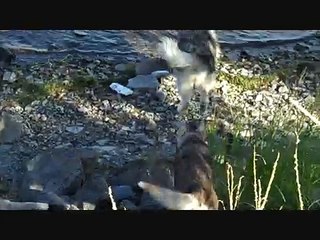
[0,30,317,64]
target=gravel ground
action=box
[0,46,320,209]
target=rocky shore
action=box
[0,41,320,210]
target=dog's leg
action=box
[200,73,217,117]
[176,75,193,114]
[200,89,210,116]
[178,89,193,114]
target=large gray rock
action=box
[108,157,175,210]
[73,173,109,207]
[111,185,135,202]
[3,71,17,82]
[127,75,159,90]
[73,175,137,209]
[0,46,15,68]
[0,113,23,144]
[115,63,136,73]
[135,58,169,75]
[19,148,100,207]
[109,158,174,194]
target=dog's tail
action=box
[208,30,218,42]
[157,37,197,69]
[138,181,210,210]
[208,30,222,60]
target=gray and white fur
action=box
[157,30,221,114]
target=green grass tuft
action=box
[207,120,320,210]
[11,74,99,106]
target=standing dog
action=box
[138,120,219,210]
[157,30,222,114]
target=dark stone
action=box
[73,173,108,206]
[19,148,100,205]
[111,185,135,202]
[0,46,15,68]
[127,75,159,90]
[135,58,169,75]
[0,113,23,144]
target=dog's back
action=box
[174,131,219,209]
[158,30,220,72]
[138,120,219,210]
[157,31,220,114]
[177,30,221,72]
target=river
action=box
[0,30,317,64]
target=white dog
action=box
[157,30,221,114]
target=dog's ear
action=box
[187,120,199,132]
[185,120,207,134]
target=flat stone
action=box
[66,126,84,134]
[74,174,109,206]
[135,58,169,75]
[127,75,159,90]
[19,148,99,204]
[2,71,17,82]
[115,63,136,73]
[73,30,88,37]
[90,145,118,153]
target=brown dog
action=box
[138,120,219,210]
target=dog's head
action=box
[137,119,217,210]
[175,119,207,149]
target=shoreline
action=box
[2,30,320,66]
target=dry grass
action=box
[226,162,244,210]
[252,148,280,210]
[108,186,118,210]
[293,132,304,210]
[220,147,280,210]
[208,107,320,210]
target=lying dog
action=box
[157,30,221,115]
[138,120,219,210]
